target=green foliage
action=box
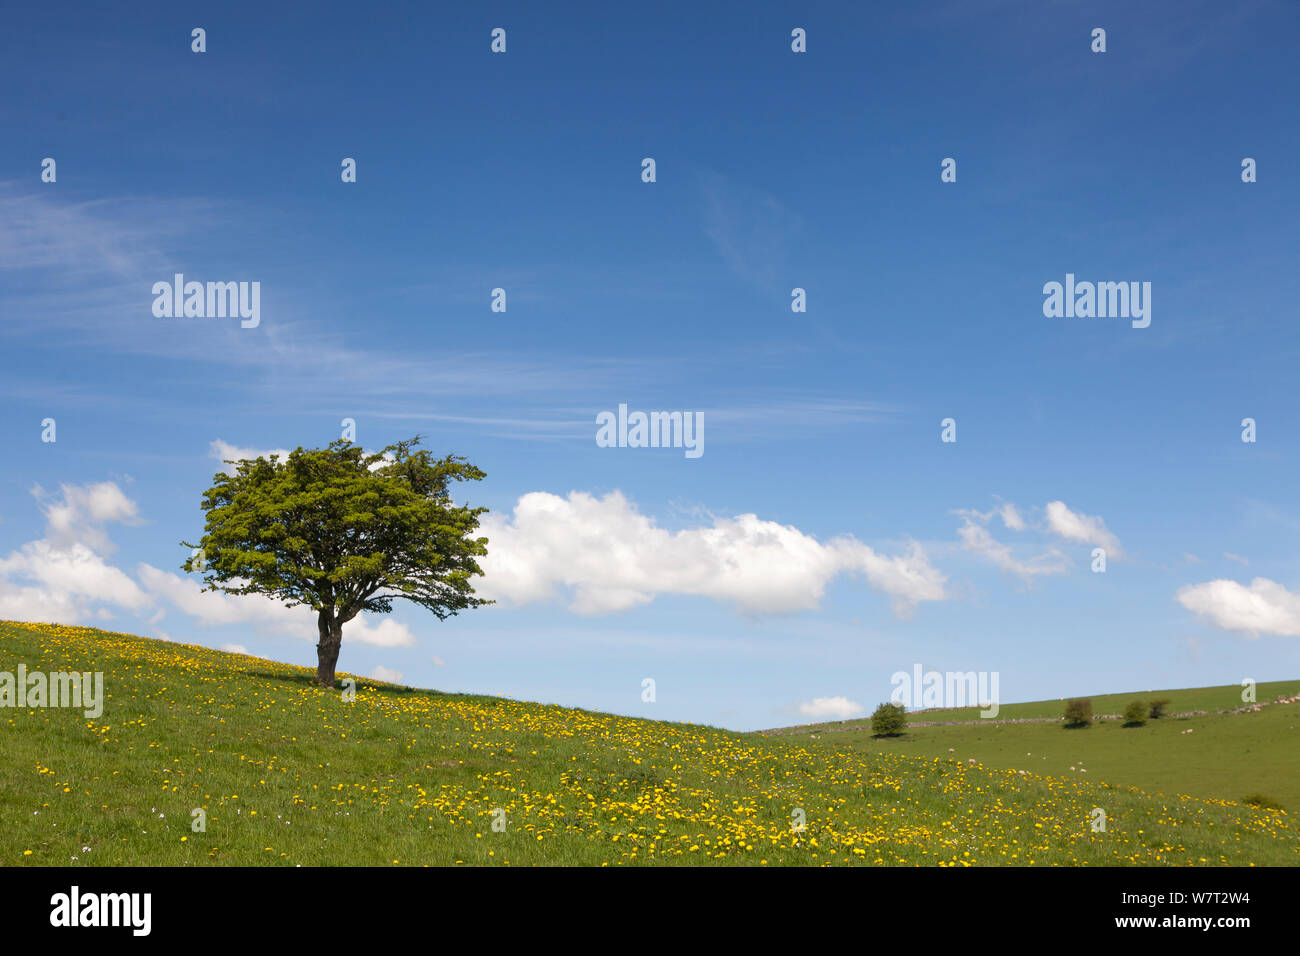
[1148,698,1171,719]
[182,437,491,681]
[1122,700,1148,727]
[1063,698,1093,728]
[871,702,907,737]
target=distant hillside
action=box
[764,680,1300,732]
[759,681,1300,812]
[2,621,1296,866]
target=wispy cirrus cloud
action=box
[698,169,804,295]
[953,499,1123,581]
[3,186,900,447]
[955,511,1068,582]
[364,396,894,442]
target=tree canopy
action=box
[183,437,490,685]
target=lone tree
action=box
[1063,698,1093,728]
[1122,700,1148,727]
[183,437,491,686]
[870,702,907,737]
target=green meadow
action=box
[764,681,1300,811]
[3,620,1297,866]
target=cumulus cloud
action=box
[136,563,311,635]
[1176,578,1300,637]
[0,482,149,623]
[136,564,416,646]
[1044,501,1123,557]
[477,490,946,617]
[347,616,417,648]
[221,643,250,655]
[0,476,417,655]
[368,664,405,684]
[796,696,864,720]
[32,481,140,554]
[0,540,149,609]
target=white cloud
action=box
[221,643,250,655]
[136,564,416,647]
[1044,501,1123,557]
[998,502,1025,531]
[1224,552,1250,566]
[796,696,864,720]
[369,665,404,684]
[0,482,148,623]
[1176,578,1300,637]
[478,490,946,617]
[0,540,149,608]
[345,616,416,648]
[955,514,1068,582]
[430,656,447,667]
[32,481,140,554]
[136,563,311,635]
[957,499,1121,577]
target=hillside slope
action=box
[761,682,1300,811]
[2,621,1296,866]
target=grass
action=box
[2,620,1297,866]
[766,680,1300,728]
[761,684,1300,811]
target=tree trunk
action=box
[315,610,343,687]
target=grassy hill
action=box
[760,681,1300,813]
[766,681,1300,727]
[2,620,1297,866]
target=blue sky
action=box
[2,0,1298,730]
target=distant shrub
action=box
[1122,700,1148,727]
[1148,698,1171,719]
[871,702,907,737]
[1063,698,1093,728]
[1242,793,1284,811]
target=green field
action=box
[763,682,1300,811]
[768,681,1300,727]
[3,620,1297,866]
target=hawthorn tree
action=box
[183,437,491,686]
